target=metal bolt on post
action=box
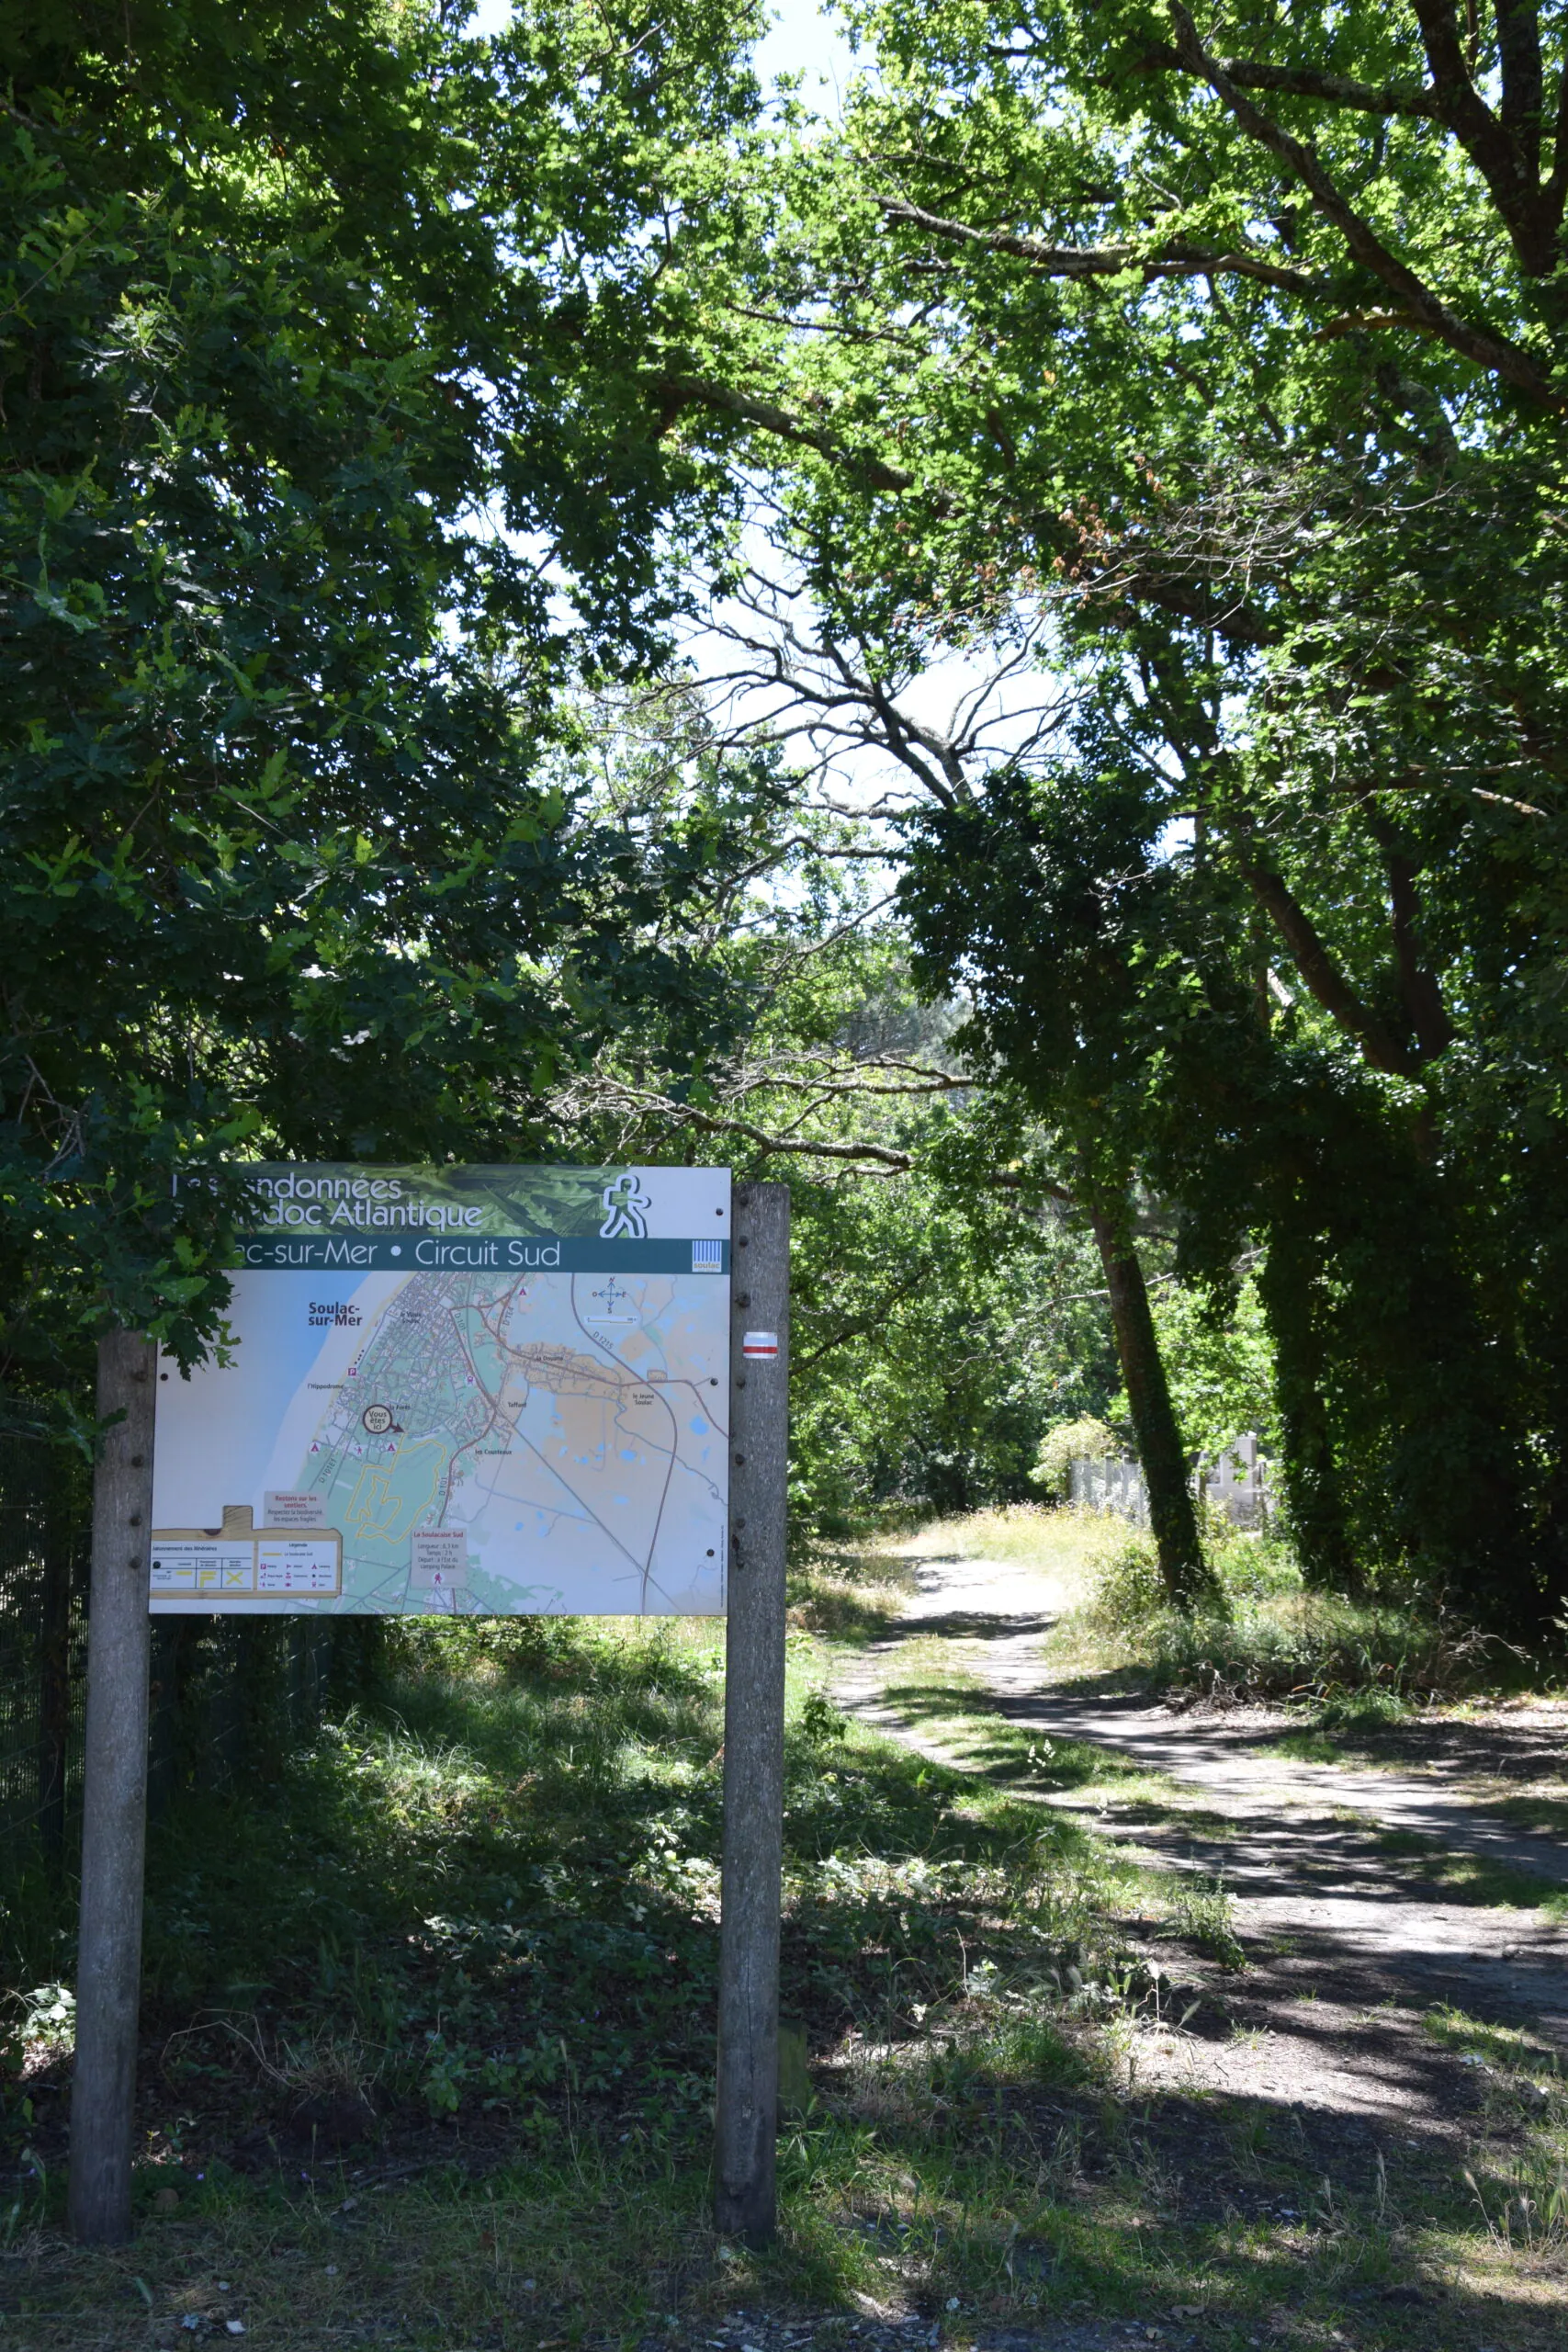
[68,1329,158,2245]
[714,1182,789,2248]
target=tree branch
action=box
[1359,810,1456,1061]
[1495,0,1545,179]
[1548,44,1568,214]
[1127,42,1441,119]
[1167,2,1564,405]
[551,1076,919,1170]
[795,1267,931,1368]
[1314,307,1438,342]
[1408,0,1557,267]
[874,194,1328,299]
[1236,857,1419,1075]
[647,373,919,495]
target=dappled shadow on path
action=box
[871,1669,1568,2040]
[873,1609,1062,1645]
[6,1600,1565,2349]
[833,1565,1568,2142]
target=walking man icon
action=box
[599,1171,651,1240]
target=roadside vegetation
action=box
[6,1526,1566,2348]
[842,1501,1558,1722]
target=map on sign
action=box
[151,1166,730,1616]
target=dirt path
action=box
[831,1540,1568,2136]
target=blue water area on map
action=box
[153,1269,378,1524]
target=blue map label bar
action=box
[232,1235,730,1274]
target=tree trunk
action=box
[1086,1193,1208,1604]
[69,1328,156,2245]
[1258,1227,1359,1593]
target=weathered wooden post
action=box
[68,1329,157,2245]
[715,1182,789,2247]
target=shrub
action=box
[1030,1415,1120,1501]
[1068,1513,1506,1707]
[1171,1875,1247,1969]
[1078,1525,1168,1632]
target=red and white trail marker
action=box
[741,1329,779,1360]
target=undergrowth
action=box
[1,1612,1124,2163]
[1052,1510,1519,1710]
[1,1587,1564,2346]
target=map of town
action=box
[152,1262,730,1615]
[292,1269,728,1613]
[150,1162,732,1616]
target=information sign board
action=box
[151,1165,729,1615]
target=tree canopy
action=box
[0,0,767,1385]
[646,0,1568,1627]
[8,0,1568,1624]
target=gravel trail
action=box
[831,1538,1568,2127]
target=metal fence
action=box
[1069,1435,1273,1531]
[145,1613,345,1815]
[1068,1454,1152,1527]
[1198,1432,1271,1528]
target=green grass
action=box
[7,2048,1566,2350]
[871,1654,1160,1795]
[897,1501,1089,1568]
[1424,2003,1566,2076]
[1491,1792,1568,1838]
[1258,1725,1348,1762]
[1362,1827,1568,1913]
[787,1544,916,1645]
[848,1499,1516,1717]
[4,1600,1567,2347]
[1062,1580,1504,1711]
[845,1647,1260,1860]
[1168,1876,1247,1971]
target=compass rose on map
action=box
[586,1277,636,1325]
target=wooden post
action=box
[715,1181,789,2248]
[68,1329,157,2245]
